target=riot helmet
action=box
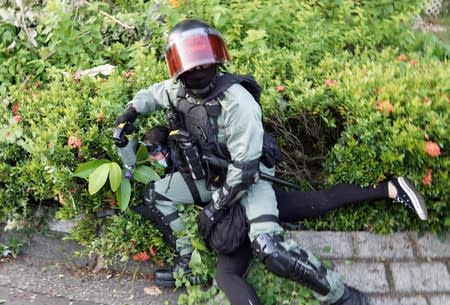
[165,19,230,96]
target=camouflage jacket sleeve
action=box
[211,83,264,207]
[127,79,179,114]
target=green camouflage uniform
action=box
[126,78,344,303]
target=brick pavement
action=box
[288,231,450,305]
[1,230,449,305]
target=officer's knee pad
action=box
[143,182,156,207]
[251,233,331,296]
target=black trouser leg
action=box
[215,240,262,305]
[276,182,389,221]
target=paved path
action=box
[1,230,449,305]
[287,231,450,305]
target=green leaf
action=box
[117,179,131,211]
[189,249,202,268]
[136,143,149,162]
[88,163,110,195]
[444,217,450,227]
[191,238,208,252]
[73,159,110,179]
[109,162,122,192]
[133,165,160,184]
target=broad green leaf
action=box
[109,162,122,192]
[136,143,149,162]
[189,249,202,268]
[117,178,131,211]
[88,163,110,195]
[133,165,160,184]
[74,159,110,179]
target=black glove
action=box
[112,122,135,147]
[198,202,225,240]
[114,105,138,127]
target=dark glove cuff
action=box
[115,105,138,126]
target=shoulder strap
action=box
[206,73,262,104]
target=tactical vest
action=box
[168,73,282,189]
[173,73,262,157]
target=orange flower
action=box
[169,0,187,8]
[132,251,150,262]
[68,136,81,149]
[275,85,285,92]
[397,54,408,61]
[409,59,418,66]
[14,115,22,123]
[325,79,338,88]
[424,141,441,157]
[108,198,117,207]
[422,168,432,186]
[375,100,394,115]
[11,103,20,114]
[149,246,157,257]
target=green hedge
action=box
[1,1,449,304]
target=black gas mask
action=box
[179,65,218,97]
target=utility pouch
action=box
[260,132,283,168]
[169,130,205,180]
[181,141,205,180]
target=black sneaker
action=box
[154,254,191,287]
[332,285,370,305]
[154,254,203,287]
[391,177,428,221]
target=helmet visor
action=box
[165,30,229,79]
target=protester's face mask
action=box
[157,158,168,168]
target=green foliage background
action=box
[1,0,449,304]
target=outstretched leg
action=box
[275,177,427,221]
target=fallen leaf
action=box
[144,286,162,296]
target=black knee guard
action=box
[252,233,331,296]
[131,182,178,247]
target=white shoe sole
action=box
[398,177,428,220]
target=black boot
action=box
[154,254,191,287]
[332,285,370,305]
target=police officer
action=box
[114,19,370,304]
